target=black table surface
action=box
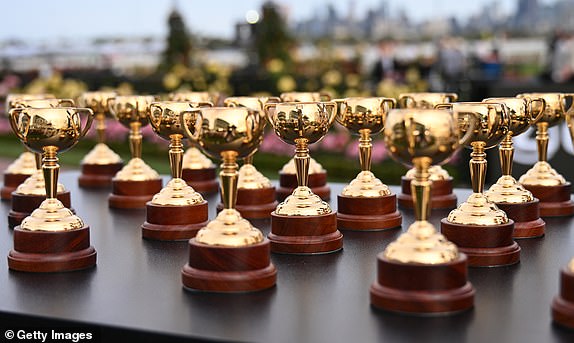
[2,171,574,343]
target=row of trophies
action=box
[2,91,574,327]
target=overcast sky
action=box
[0,0,556,42]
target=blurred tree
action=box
[252,2,295,70]
[158,7,192,72]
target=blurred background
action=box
[1,0,573,186]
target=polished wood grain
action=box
[523,183,574,217]
[441,219,521,267]
[276,172,330,201]
[1,173,30,200]
[142,201,209,241]
[109,179,163,209]
[552,268,574,329]
[216,186,278,219]
[497,199,545,239]
[181,238,277,292]
[78,162,123,188]
[182,167,219,195]
[370,254,475,314]
[337,194,402,231]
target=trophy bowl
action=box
[370,108,475,315]
[397,92,458,109]
[334,97,402,231]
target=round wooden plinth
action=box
[216,187,278,219]
[398,177,457,210]
[9,191,73,229]
[496,199,545,239]
[337,194,402,231]
[1,173,31,200]
[181,239,277,292]
[78,162,123,188]
[370,254,475,314]
[142,201,209,241]
[182,167,219,194]
[440,219,520,267]
[109,178,163,209]
[552,268,574,329]
[8,226,97,272]
[269,212,343,254]
[276,172,330,202]
[522,183,574,217]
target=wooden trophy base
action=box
[552,267,574,329]
[1,173,31,200]
[440,219,520,267]
[78,162,123,188]
[496,199,545,239]
[398,177,457,210]
[522,183,574,217]
[216,187,278,219]
[8,226,97,272]
[9,191,73,229]
[370,254,475,314]
[181,239,277,292]
[337,194,402,231]
[142,202,209,241]
[276,172,330,202]
[182,167,219,194]
[109,179,163,209]
[269,212,343,254]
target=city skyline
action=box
[0,0,559,42]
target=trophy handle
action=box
[527,97,546,125]
[223,99,238,107]
[398,94,415,108]
[244,108,261,143]
[58,99,75,107]
[107,97,117,119]
[563,94,574,145]
[325,101,338,125]
[265,96,281,104]
[198,101,214,108]
[77,108,95,139]
[333,99,346,126]
[454,111,479,147]
[8,108,28,142]
[444,93,458,103]
[180,109,203,143]
[148,103,163,130]
[381,97,396,112]
[263,103,277,127]
[320,91,332,101]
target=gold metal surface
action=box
[397,92,458,109]
[5,94,55,114]
[113,158,160,181]
[182,147,215,169]
[382,108,463,264]
[80,143,123,165]
[517,93,573,187]
[5,151,37,175]
[481,96,542,203]
[440,103,510,225]
[180,107,266,246]
[279,92,331,102]
[280,157,325,174]
[223,96,280,189]
[9,106,93,232]
[169,91,220,105]
[150,178,203,206]
[265,102,337,216]
[334,97,395,197]
[15,169,66,196]
[404,165,450,181]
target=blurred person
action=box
[370,39,402,86]
[436,37,466,93]
[551,32,574,83]
[479,48,503,81]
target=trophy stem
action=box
[129,121,142,159]
[244,155,254,165]
[411,157,432,221]
[359,129,372,172]
[220,151,239,210]
[294,138,310,188]
[470,141,487,194]
[34,152,42,170]
[499,134,513,176]
[96,112,106,144]
[169,134,184,179]
[536,122,549,162]
[42,146,59,200]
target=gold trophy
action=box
[265,102,343,254]
[482,97,546,238]
[7,98,77,229]
[552,258,574,328]
[108,95,163,209]
[334,97,402,231]
[180,107,277,292]
[370,108,475,314]
[1,93,55,200]
[169,91,220,193]
[276,92,332,201]
[77,91,124,188]
[439,102,520,267]
[517,93,574,217]
[396,92,459,209]
[141,101,210,240]
[7,106,96,272]
[221,96,280,218]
